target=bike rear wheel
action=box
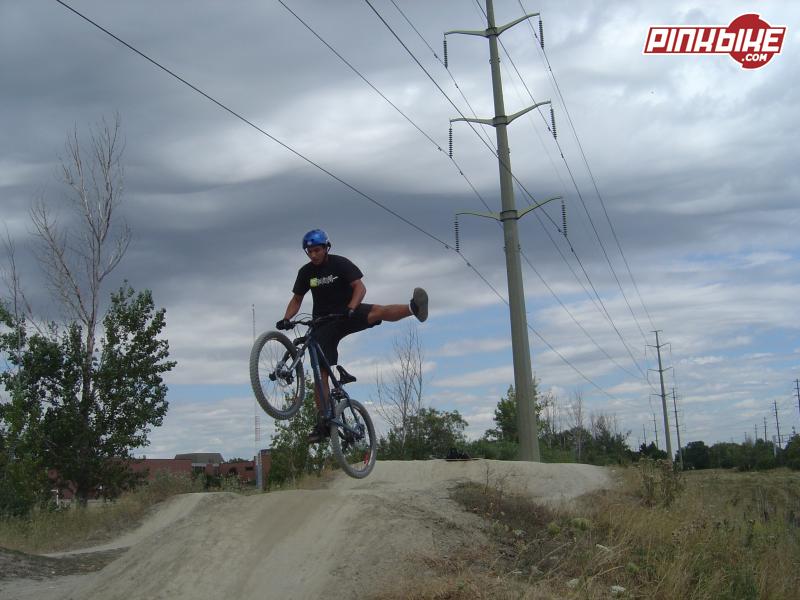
[330,398,377,479]
[249,331,305,419]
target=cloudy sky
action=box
[2,0,798,459]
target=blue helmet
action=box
[302,229,331,250]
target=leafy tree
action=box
[737,439,777,471]
[639,441,669,461]
[466,438,519,460]
[583,414,632,465]
[0,284,174,506]
[709,442,743,469]
[681,440,710,469]
[0,307,55,515]
[268,381,330,486]
[784,434,800,470]
[379,407,468,460]
[0,406,49,517]
[0,117,173,511]
[484,380,543,443]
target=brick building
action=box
[52,450,272,501]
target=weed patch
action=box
[442,467,800,599]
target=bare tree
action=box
[568,390,585,461]
[375,325,425,455]
[539,389,558,448]
[29,114,131,405]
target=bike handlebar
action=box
[286,313,347,329]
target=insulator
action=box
[561,198,568,238]
[454,216,460,253]
[550,106,557,139]
[448,126,453,158]
[539,18,544,50]
[443,38,448,69]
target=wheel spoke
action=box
[331,399,376,478]
[250,332,304,420]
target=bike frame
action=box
[285,318,358,435]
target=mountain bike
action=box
[249,314,377,479]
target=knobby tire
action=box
[249,331,305,419]
[330,398,377,479]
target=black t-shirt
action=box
[292,254,363,317]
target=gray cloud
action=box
[2,1,799,456]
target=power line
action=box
[474,0,651,349]
[518,0,657,334]
[280,0,646,385]
[53,0,444,248]
[55,0,624,403]
[365,0,650,383]
[398,0,650,375]
[387,0,495,149]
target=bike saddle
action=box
[336,365,357,385]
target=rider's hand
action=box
[276,318,291,330]
[346,308,356,319]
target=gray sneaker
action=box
[410,287,428,322]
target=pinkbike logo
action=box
[643,14,787,69]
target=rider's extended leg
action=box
[368,288,428,324]
[367,304,411,324]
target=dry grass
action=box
[433,465,800,599]
[0,467,338,555]
[0,471,204,554]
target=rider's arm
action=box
[283,293,304,320]
[348,279,366,311]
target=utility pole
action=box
[446,0,555,461]
[763,417,768,442]
[773,399,782,448]
[754,424,759,442]
[652,413,659,449]
[648,331,672,460]
[672,388,684,469]
[795,379,800,419]
[642,424,647,447]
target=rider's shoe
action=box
[306,422,331,445]
[410,287,428,322]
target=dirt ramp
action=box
[47,492,215,557]
[332,459,612,502]
[66,490,366,600]
[59,461,612,600]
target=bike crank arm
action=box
[328,417,361,438]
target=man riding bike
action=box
[277,229,428,443]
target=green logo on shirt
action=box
[310,275,338,288]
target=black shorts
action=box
[315,304,380,367]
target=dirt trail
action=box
[0,460,613,600]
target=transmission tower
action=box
[445,0,558,461]
[672,388,683,469]
[648,331,672,460]
[795,379,800,420]
[773,399,782,448]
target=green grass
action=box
[436,465,800,599]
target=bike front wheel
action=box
[249,331,305,419]
[330,398,377,479]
